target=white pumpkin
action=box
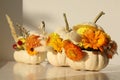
[46,31,69,66]
[47,28,80,67]
[46,13,80,66]
[14,28,47,64]
[67,11,117,71]
[67,51,109,71]
[46,27,81,66]
[6,15,47,64]
[13,34,47,64]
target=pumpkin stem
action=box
[93,11,105,23]
[41,21,45,34]
[6,14,18,42]
[63,13,69,32]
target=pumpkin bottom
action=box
[14,50,46,64]
[67,51,109,71]
[47,51,69,67]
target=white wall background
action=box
[23,0,120,64]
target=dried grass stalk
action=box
[6,14,18,42]
[17,24,29,38]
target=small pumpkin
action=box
[46,13,78,66]
[68,11,117,70]
[6,15,47,64]
[13,34,47,64]
[47,13,83,67]
[46,13,83,67]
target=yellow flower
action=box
[25,35,41,55]
[47,33,63,52]
[63,40,85,61]
[82,29,108,52]
[73,25,97,35]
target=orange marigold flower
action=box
[47,33,63,53]
[63,40,85,61]
[82,29,108,52]
[25,35,41,55]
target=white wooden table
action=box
[0,61,120,80]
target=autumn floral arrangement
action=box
[73,12,117,59]
[46,12,118,70]
[6,14,47,64]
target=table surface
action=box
[0,61,120,80]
